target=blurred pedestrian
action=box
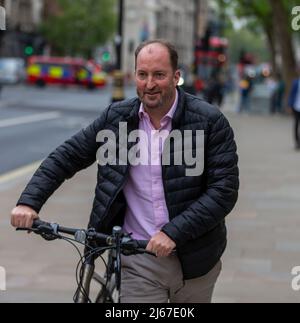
[275,74,285,114]
[269,73,285,114]
[267,74,278,114]
[238,74,253,113]
[204,73,225,108]
[288,71,300,150]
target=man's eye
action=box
[138,73,147,79]
[156,73,165,79]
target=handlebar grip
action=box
[135,240,148,249]
[32,219,49,228]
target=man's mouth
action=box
[145,92,160,97]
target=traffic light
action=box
[102,51,111,62]
[24,45,34,56]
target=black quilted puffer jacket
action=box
[17,87,239,279]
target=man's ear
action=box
[174,70,181,86]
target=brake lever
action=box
[121,247,156,257]
[16,227,60,241]
[16,227,38,233]
[40,232,60,241]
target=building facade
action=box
[0,0,44,57]
[122,0,208,79]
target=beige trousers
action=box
[120,253,222,303]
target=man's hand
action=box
[146,231,176,257]
[11,205,39,228]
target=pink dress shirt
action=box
[122,90,179,240]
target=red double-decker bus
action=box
[194,36,228,92]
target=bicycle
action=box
[17,219,154,303]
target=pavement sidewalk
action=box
[214,111,300,303]
[0,164,99,303]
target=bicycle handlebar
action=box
[17,219,150,254]
[16,219,154,303]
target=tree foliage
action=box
[40,0,116,57]
[225,28,270,64]
[214,0,272,63]
[231,0,299,34]
[215,0,298,96]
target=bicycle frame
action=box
[75,227,122,303]
[95,249,118,303]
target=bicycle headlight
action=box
[75,230,87,244]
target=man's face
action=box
[135,44,180,111]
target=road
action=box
[0,83,136,112]
[0,84,136,175]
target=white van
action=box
[0,58,25,84]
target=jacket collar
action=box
[172,86,186,129]
[125,99,140,130]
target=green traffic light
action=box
[25,46,34,56]
[102,52,111,62]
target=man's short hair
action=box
[135,39,179,72]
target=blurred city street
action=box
[1,0,300,304]
[0,85,300,302]
[0,84,136,174]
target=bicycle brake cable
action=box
[74,256,92,303]
[74,246,112,303]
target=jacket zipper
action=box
[101,166,130,222]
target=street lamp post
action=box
[112,0,125,103]
[116,0,123,70]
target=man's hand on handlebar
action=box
[11,205,39,229]
[146,231,176,258]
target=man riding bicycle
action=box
[11,40,239,303]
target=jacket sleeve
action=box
[161,113,239,247]
[16,107,110,213]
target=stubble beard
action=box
[137,86,175,111]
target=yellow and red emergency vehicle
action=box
[26,56,107,89]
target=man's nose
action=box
[146,76,156,89]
